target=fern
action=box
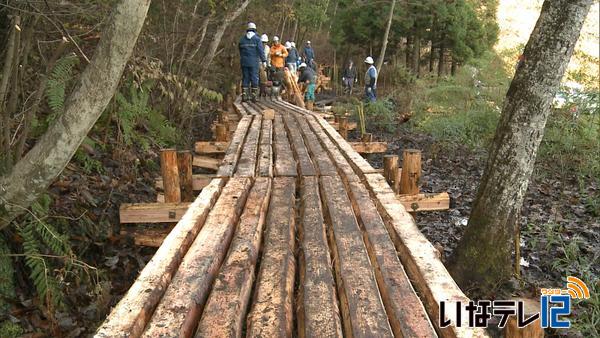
[46,54,79,119]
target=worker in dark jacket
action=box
[303,41,316,69]
[239,22,266,102]
[285,41,299,73]
[342,60,357,94]
[298,62,317,110]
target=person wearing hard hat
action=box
[342,60,357,95]
[364,56,377,102]
[261,34,271,67]
[298,62,317,110]
[239,22,266,102]
[269,36,288,70]
[285,41,299,74]
[303,41,316,70]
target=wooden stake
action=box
[215,123,228,142]
[361,133,373,142]
[160,149,181,203]
[177,150,194,202]
[338,116,348,140]
[383,155,399,193]
[399,149,421,195]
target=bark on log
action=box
[399,149,421,195]
[383,155,399,193]
[177,151,194,202]
[160,149,181,203]
[0,0,151,229]
[449,0,593,290]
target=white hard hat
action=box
[247,22,257,30]
[299,62,307,69]
[273,36,280,42]
[291,42,296,48]
[261,34,269,42]
[306,40,311,44]
[364,56,374,64]
[285,41,291,49]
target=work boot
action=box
[251,87,259,103]
[241,87,249,102]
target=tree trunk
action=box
[375,0,396,76]
[187,14,212,63]
[429,43,435,73]
[0,0,151,230]
[404,35,411,68]
[437,38,444,77]
[412,34,420,76]
[450,54,457,76]
[449,0,592,292]
[0,16,20,169]
[201,0,252,74]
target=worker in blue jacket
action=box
[239,22,266,102]
[303,41,316,70]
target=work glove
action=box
[366,87,372,93]
[262,62,267,68]
[342,77,346,82]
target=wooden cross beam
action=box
[119,202,191,223]
[194,141,229,155]
[193,156,221,170]
[350,141,388,154]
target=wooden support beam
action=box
[350,141,388,154]
[329,121,357,131]
[160,149,181,203]
[97,179,224,338]
[193,155,221,170]
[400,149,421,195]
[215,123,228,142]
[177,151,194,202]
[384,155,400,193]
[338,116,348,140]
[119,202,191,223]
[397,192,450,212]
[361,133,373,142]
[156,174,214,191]
[194,141,229,155]
[120,227,172,247]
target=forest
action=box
[0,0,598,337]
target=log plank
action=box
[193,156,221,170]
[120,202,191,223]
[217,115,253,177]
[281,112,316,176]
[398,192,450,212]
[96,179,224,337]
[142,178,252,338]
[194,141,230,155]
[349,142,388,154]
[273,115,297,177]
[235,115,262,177]
[196,178,272,338]
[246,177,296,337]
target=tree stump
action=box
[399,149,421,195]
[215,123,228,142]
[177,151,194,202]
[160,149,181,203]
[383,155,399,193]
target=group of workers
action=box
[239,22,377,104]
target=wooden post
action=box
[383,155,399,193]
[215,123,228,142]
[177,150,194,202]
[361,133,373,142]
[160,149,181,203]
[217,110,227,124]
[505,298,544,338]
[334,113,340,123]
[339,116,348,140]
[399,149,421,195]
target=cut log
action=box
[283,67,305,108]
[196,178,272,338]
[217,115,253,177]
[258,115,273,177]
[156,174,214,191]
[119,202,191,223]
[297,177,343,338]
[246,177,296,337]
[281,112,316,176]
[346,180,437,337]
[363,173,487,337]
[193,155,221,171]
[96,179,224,337]
[160,149,181,203]
[177,151,194,202]
[215,123,228,142]
[350,142,387,154]
[505,298,544,338]
[399,149,421,195]
[120,226,172,247]
[273,115,297,176]
[383,155,400,193]
[143,178,252,338]
[319,175,393,337]
[397,192,450,212]
[194,141,229,155]
[338,116,348,140]
[235,115,261,177]
[291,111,338,176]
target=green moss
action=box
[0,321,23,338]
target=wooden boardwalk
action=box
[96,99,488,338]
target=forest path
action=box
[96,98,488,338]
